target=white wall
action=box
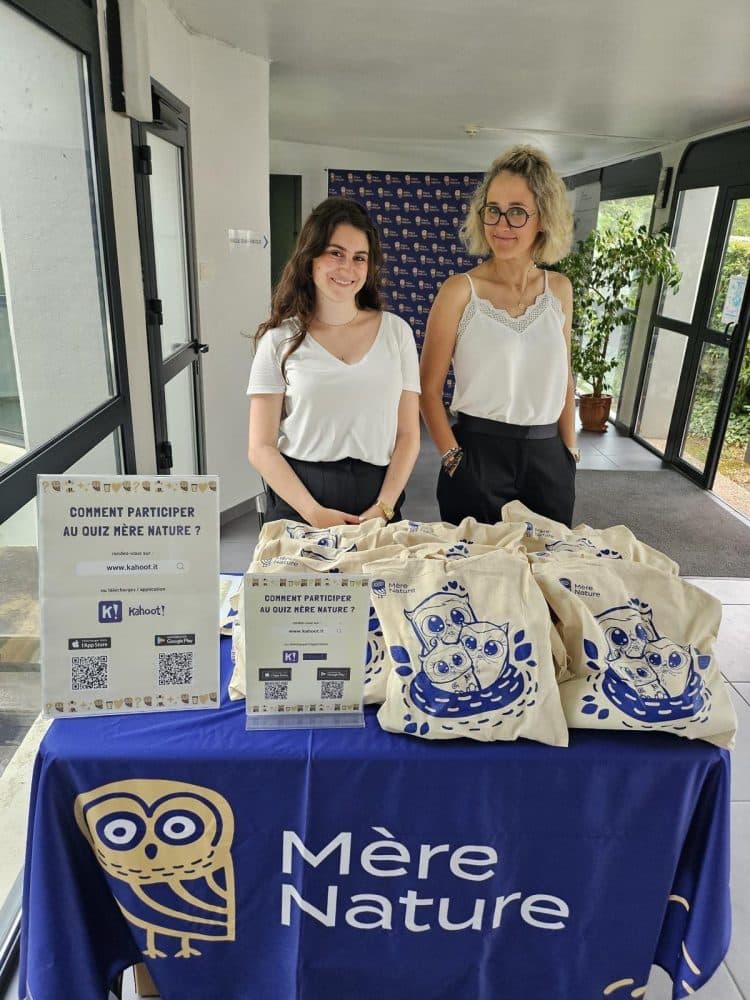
[190,34,269,509]
[100,0,268,510]
[271,139,462,221]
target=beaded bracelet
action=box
[441,446,464,477]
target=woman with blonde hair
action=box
[419,145,578,526]
[248,197,421,528]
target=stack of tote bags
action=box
[229,505,736,750]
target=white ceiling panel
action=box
[165,0,750,172]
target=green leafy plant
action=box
[556,212,681,397]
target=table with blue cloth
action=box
[20,636,731,1000]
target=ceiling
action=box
[166,0,750,175]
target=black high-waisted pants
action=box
[437,412,576,527]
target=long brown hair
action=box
[256,197,385,377]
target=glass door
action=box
[635,185,750,492]
[133,83,207,474]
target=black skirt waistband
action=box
[283,455,387,472]
[456,412,559,439]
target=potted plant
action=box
[556,211,681,431]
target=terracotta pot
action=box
[578,393,612,432]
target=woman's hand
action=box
[307,504,361,529]
[358,504,387,523]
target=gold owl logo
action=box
[74,779,235,959]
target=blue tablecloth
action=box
[20,637,731,1000]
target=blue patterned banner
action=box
[329,170,484,399]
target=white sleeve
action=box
[246,331,286,395]
[397,318,421,394]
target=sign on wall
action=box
[329,169,484,400]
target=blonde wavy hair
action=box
[460,145,573,264]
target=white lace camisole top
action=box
[450,270,569,426]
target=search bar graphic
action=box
[76,560,190,576]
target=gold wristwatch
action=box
[376,499,395,522]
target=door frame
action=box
[131,79,207,474]
[633,174,750,489]
[269,173,302,290]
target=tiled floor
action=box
[4,423,749,999]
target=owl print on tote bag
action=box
[372,549,568,745]
[532,559,736,748]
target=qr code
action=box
[157,651,194,686]
[71,655,108,690]
[321,680,344,700]
[264,681,288,701]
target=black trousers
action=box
[437,412,576,527]
[265,456,405,524]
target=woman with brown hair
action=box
[420,145,578,527]
[248,197,421,528]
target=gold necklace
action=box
[314,308,359,328]
[509,264,535,311]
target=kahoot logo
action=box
[98,600,122,623]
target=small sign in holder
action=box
[38,474,220,717]
[244,573,370,729]
[721,273,747,325]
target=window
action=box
[565,155,661,423]
[0,0,134,524]
[0,0,133,955]
[594,195,655,419]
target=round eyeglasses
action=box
[479,204,536,228]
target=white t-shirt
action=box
[247,311,420,465]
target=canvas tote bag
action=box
[532,559,736,748]
[390,517,527,550]
[373,549,568,745]
[365,546,571,684]
[253,517,388,561]
[501,500,679,575]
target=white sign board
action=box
[228,228,269,250]
[38,475,220,717]
[244,573,370,729]
[720,273,747,325]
